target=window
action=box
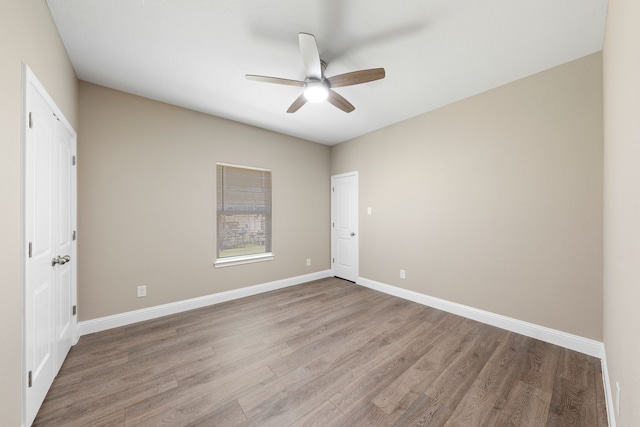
[215,163,272,267]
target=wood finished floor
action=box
[34,277,608,426]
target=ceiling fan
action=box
[246,33,385,113]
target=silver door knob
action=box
[51,255,71,266]
[350,232,356,237]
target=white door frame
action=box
[22,64,78,426]
[331,171,359,282]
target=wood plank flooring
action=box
[34,277,608,426]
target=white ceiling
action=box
[46,0,607,146]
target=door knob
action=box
[51,255,71,267]
[350,232,356,237]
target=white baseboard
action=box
[79,271,605,359]
[78,270,332,337]
[357,276,605,359]
[78,271,613,423]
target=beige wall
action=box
[78,82,330,320]
[0,0,78,424]
[603,0,640,424]
[332,53,603,340]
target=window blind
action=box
[216,164,272,259]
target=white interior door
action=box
[53,122,75,371]
[25,81,57,426]
[331,172,359,282]
[24,66,77,427]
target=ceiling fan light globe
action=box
[304,82,328,103]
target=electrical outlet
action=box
[400,269,406,279]
[367,207,372,215]
[137,285,147,297]
[306,258,311,266]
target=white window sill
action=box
[214,252,274,268]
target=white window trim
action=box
[217,162,271,172]
[214,252,274,268]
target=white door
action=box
[24,66,77,426]
[331,172,358,282]
[53,124,75,370]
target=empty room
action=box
[2,0,639,426]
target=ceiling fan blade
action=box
[286,94,308,113]
[299,33,322,80]
[246,75,305,87]
[327,90,355,113]
[327,68,386,88]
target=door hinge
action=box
[72,305,77,316]
[332,222,335,228]
[332,258,335,263]
[28,242,32,258]
[28,112,33,129]
[332,187,334,192]
[72,155,76,166]
[72,230,77,241]
[28,371,33,388]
